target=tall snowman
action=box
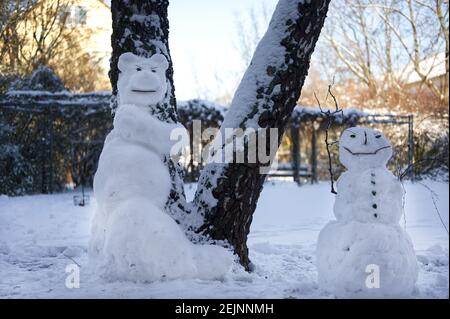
[89,52,232,282]
[316,127,418,298]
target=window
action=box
[76,6,87,25]
[59,6,87,27]
[58,6,71,24]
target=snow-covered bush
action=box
[8,67,66,93]
[0,121,33,195]
[413,118,449,181]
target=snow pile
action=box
[0,181,447,298]
[89,52,233,282]
[316,127,418,297]
[317,221,418,297]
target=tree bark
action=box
[192,0,331,269]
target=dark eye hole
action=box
[136,67,142,71]
[375,135,382,138]
[151,69,156,73]
[350,134,356,138]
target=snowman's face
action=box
[117,52,169,107]
[339,127,392,170]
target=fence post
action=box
[291,126,300,185]
[49,105,54,194]
[407,114,414,181]
[311,126,318,184]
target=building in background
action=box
[398,52,448,97]
[60,0,112,87]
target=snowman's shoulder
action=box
[104,130,118,145]
[375,168,404,193]
[375,168,399,181]
[337,170,351,180]
[335,170,354,190]
[337,169,365,182]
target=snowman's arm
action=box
[114,104,184,155]
[113,105,156,149]
[335,172,347,192]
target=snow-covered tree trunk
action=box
[193,0,331,269]
[109,0,187,222]
[109,0,330,270]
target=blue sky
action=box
[168,0,278,101]
[105,0,279,101]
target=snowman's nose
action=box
[364,131,368,145]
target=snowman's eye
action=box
[350,134,356,138]
[375,135,382,138]
[136,67,142,71]
[151,69,156,73]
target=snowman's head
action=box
[339,127,392,170]
[117,52,169,107]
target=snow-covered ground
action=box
[0,180,448,298]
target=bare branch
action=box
[315,81,343,194]
[418,181,449,235]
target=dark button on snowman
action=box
[316,127,418,297]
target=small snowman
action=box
[316,127,418,298]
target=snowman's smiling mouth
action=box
[131,89,157,93]
[343,145,391,155]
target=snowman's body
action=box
[89,53,232,282]
[334,168,404,224]
[316,127,418,297]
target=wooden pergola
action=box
[0,91,414,193]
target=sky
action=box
[101,1,447,103]
[101,0,278,101]
[167,0,278,101]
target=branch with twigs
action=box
[418,181,449,236]
[314,81,343,194]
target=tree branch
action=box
[314,80,343,194]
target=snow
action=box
[293,106,368,123]
[0,180,447,298]
[177,99,228,118]
[334,169,404,224]
[220,0,298,131]
[317,221,418,298]
[316,127,419,297]
[90,196,232,282]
